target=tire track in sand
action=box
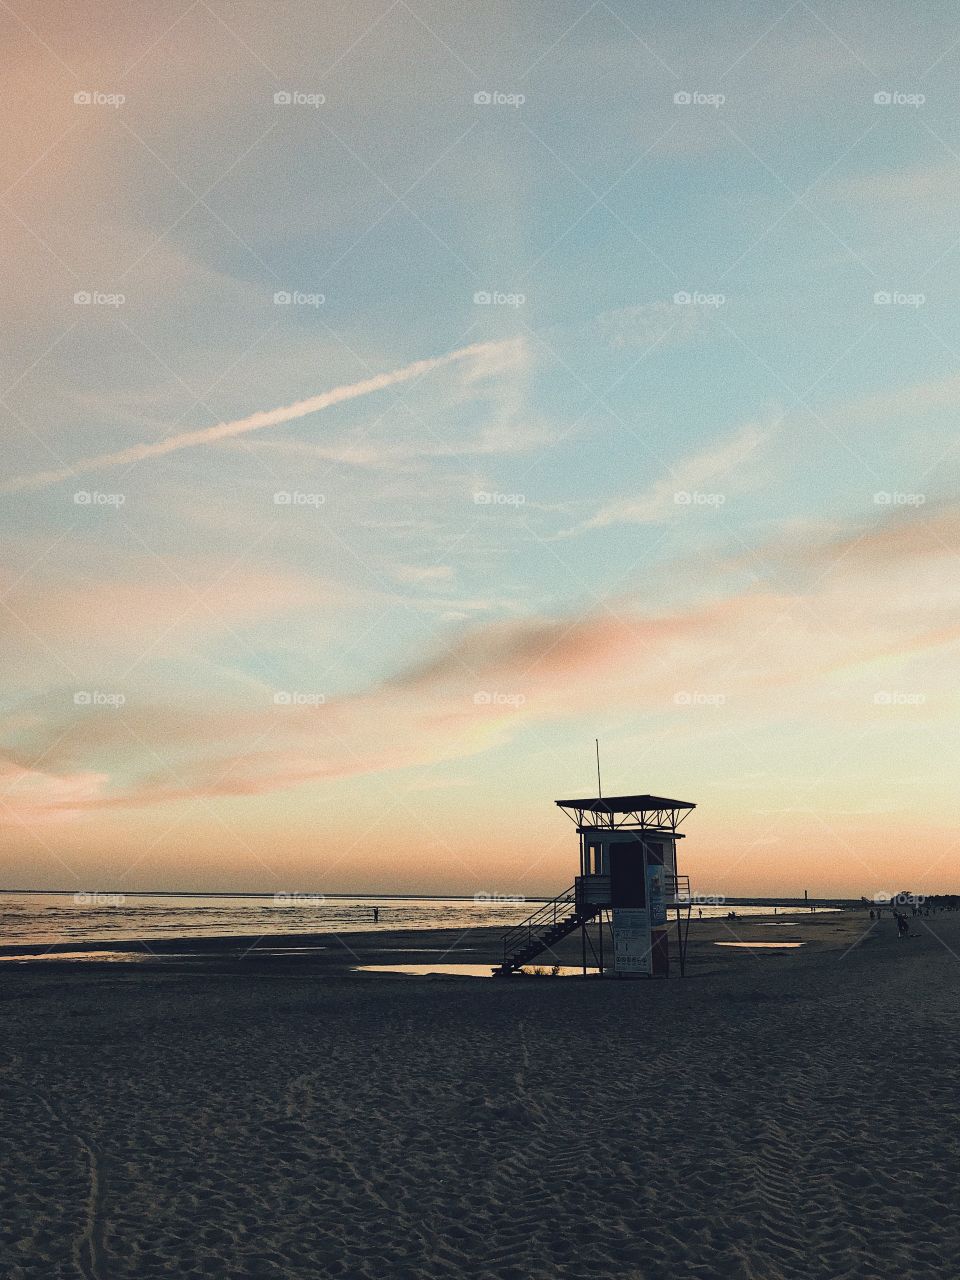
[33,1082,108,1280]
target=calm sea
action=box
[0,892,806,949]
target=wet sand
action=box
[2,909,959,1279]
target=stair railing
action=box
[497,884,577,971]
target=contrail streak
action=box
[3,339,517,493]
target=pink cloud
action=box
[0,561,329,680]
[7,501,960,820]
[0,755,110,827]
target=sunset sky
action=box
[3,1,960,898]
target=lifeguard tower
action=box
[495,794,695,977]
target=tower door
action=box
[608,841,646,906]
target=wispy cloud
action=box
[239,415,555,471]
[2,339,523,493]
[596,301,699,350]
[392,565,455,585]
[562,419,771,535]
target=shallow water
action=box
[0,892,540,948]
[355,963,598,978]
[0,949,147,963]
[714,941,805,949]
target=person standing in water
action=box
[373,906,379,924]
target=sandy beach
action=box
[2,909,959,1279]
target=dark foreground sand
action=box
[3,910,960,1280]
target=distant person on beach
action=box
[373,907,379,923]
[698,908,703,919]
[869,909,875,921]
[896,912,909,940]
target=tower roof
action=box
[555,794,695,815]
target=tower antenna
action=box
[595,738,602,799]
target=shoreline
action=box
[0,901,870,962]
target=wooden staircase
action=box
[493,886,599,976]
